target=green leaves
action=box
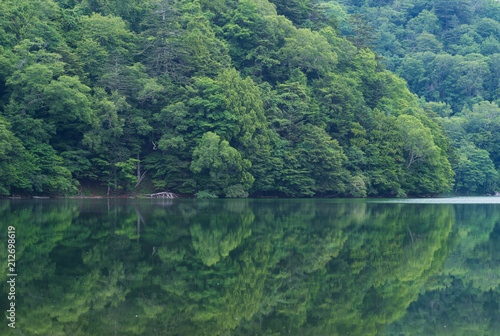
[441,100,500,192]
[44,75,93,123]
[78,13,136,56]
[190,131,254,197]
[454,143,498,193]
[300,124,349,194]
[0,0,462,197]
[0,117,33,194]
[279,28,338,77]
[396,114,439,168]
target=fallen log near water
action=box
[139,191,179,199]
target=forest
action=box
[0,0,499,198]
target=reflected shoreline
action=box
[1,199,498,335]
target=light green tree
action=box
[190,132,254,197]
[396,114,440,169]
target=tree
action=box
[190,132,254,197]
[140,0,189,80]
[181,2,231,77]
[278,28,338,78]
[299,124,350,194]
[454,143,498,193]
[396,114,440,169]
[457,54,488,98]
[267,0,312,26]
[406,9,440,35]
[414,32,443,53]
[82,89,137,194]
[0,117,33,195]
[460,101,500,168]
[480,34,500,55]
[346,14,377,49]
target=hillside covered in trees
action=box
[2,0,496,198]
[334,0,500,194]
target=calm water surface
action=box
[0,198,499,335]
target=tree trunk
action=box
[137,153,141,179]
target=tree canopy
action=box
[1,0,484,197]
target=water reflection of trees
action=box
[385,205,500,336]
[0,199,456,335]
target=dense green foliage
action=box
[0,0,466,197]
[333,0,500,193]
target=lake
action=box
[1,198,499,335]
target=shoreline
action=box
[2,193,496,200]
